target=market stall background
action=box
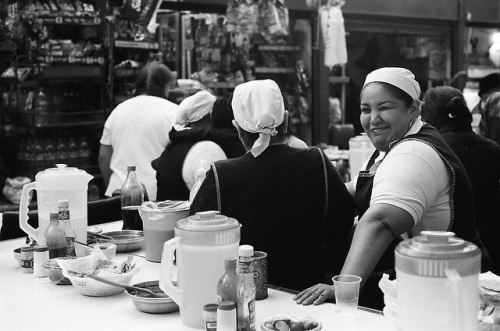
[0,0,499,201]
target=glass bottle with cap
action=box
[121,165,144,230]
[58,199,76,257]
[217,257,239,305]
[44,212,67,258]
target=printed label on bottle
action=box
[66,237,76,256]
[59,210,69,221]
[205,321,217,331]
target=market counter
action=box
[0,225,396,331]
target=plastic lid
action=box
[239,245,254,257]
[174,211,241,246]
[203,303,218,312]
[21,247,34,252]
[395,231,481,278]
[34,245,48,252]
[35,164,93,190]
[218,301,236,311]
[127,165,136,171]
[49,212,59,221]
[57,200,69,208]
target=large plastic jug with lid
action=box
[19,164,93,249]
[160,211,241,328]
[395,231,480,331]
[348,133,375,178]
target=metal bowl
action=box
[98,230,144,253]
[126,280,179,314]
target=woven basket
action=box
[64,267,140,297]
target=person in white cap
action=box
[294,67,486,310]
[153,93,245,201]
[189,79,355,292]
[99,61,178,202]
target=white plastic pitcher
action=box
[160,211,240,328]
[395,231,480,331]
[348,133,375,177]
[19,164,93,247]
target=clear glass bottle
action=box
[121,165,144,231]
[236,245,256,331]
[217,258,239,305]
[58,199,76,257]
[44,212,67,259]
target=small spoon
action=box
[68,270,164,298]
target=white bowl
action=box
[83,243,117,260]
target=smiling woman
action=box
[294,67,488,310]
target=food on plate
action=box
[262,316,321,331]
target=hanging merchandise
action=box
[258,0,289,43]
[319,0,348,69]
[225,0,259,35]
[120,0,162,41]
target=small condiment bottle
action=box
[217,301,237,331]
[21,246,34,274]
[33,245,49,278]
[203,303,218,331]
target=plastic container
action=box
[395,231,481,331]
[348,133,375,178]
[160,211,241,328]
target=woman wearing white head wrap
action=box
[295,67,484,312]
[190,79,356,292]
[174,90,216,129]
[231,79,285,157]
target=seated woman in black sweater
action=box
[421,86,500,273]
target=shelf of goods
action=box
[0,7,108,179]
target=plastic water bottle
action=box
[121,165,144,230]
[189,160,208,203]
[236,245,256,331]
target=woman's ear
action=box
[409,99,422,115]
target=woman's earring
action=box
[448,113,456,119]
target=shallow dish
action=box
[126,280,179,314]
[261,315,322,331]
[98,230,144,252]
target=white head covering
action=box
[232,79,285,157]
[174,90,216,128]
[363,67,421,100]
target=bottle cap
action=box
[218,301,236,311]
[57,200,69,208]
[127,165,136,171]
[49,212,59,221]
[239,245,254,257]
[224,257,237,269]
[34,245,48,252]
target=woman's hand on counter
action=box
[293,284,335,305]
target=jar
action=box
[34,245,49,278]
[203,303,217,331]
[217,301,237,331]
[21,247,34,273]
